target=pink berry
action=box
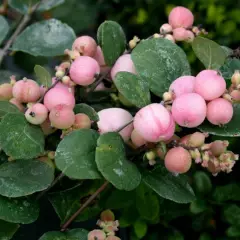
[168,6,194,29]
[169,76,195,98]
[185,30,195,42]
[173,27,188,41]
[133,103,174,142]
[52,78,74,95]
[93,46,111,74]
[172,93,207,128]
[160,23,173,34]
[44,88,75,111]
[70,56,100,86]
[194,70,226,101]
[73,113,91,129]
[206,98,233,125]
[72,36,97,57]
[88,230,106,240]
[106,237,121,240]
[9,98,24,112]
[12,78,41,103]
[164,147,192,173]
[40,117,57,136]
[111,54,136,80]
[210,140,228,157]
[25,103,48,125]
[131,129,147,147]
[230,90,240,102]
[49,104,75,129]
[188,132,206,147]
[164,34,175,43]
[97,108,133,142]
[0,83,13,100]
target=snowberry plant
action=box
[0,1,240,239]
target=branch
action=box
[0,0,46,66]
[116,119,133,133]
[61,181,109,231]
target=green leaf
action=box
[8,0,65,14]
[142,165,195,203]
[199,104,240,137]
[97,21,126,66]
[213,183,240,202]
[0,160,54,198]
[226,225,240,237]
[0,113,45,159]
[95,132,141,191]
[199,232,212,240]
[55,129,101,179]
[132,38,191,96]
[0,16,9,45]
[12,19,76,57]
[193,171,212,195]
[220,58,240,79]
[74,103,99,121]
[114,72,151,108]
[0,220,19,240]
[0,196,39,224]
[39,229,88,240]
[190,199,208,214]
[221,46,233,57]
[192,37,227,70]
[34,65,52,88]
[133,220,148,239]
[223,204,240,225]
[0,102,19,120]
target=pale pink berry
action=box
[88,230,106,240]
[52,78,74,95]
[164,147,192,173]
[188,132,206,147]
[172,93,207,128]
[9,98,24,112]
[160,116,176,141]
[111,54,136,80]
[40,117,57,136]
[231,70,240,86]
[133,103,174,142]
[194,70,226,101]
[230,90,240,102]
[25,103,48,125]
[210,140,228,157]
[173,27,188,41]
[44,88,75,111]
[12,79,41,103]
[70,56,100,86]
[168,6,194,29]
[131,129,147,147]
[49,104,75,129]
[72,36,97,57]
[206,98,233,125]
[0,83,13,100]
[97,108,133,142]
[106,237,121,240]
[160,23,173,34]
[185,30,195,42]
[93,46,111,74]
[164,34,175,43]
[169,76,195,98]
[73,113,91,129]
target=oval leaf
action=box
[199,104,240,137]
[55,129,101,179]
[9,0,65,14]
[0,16,9,45]
[74,103,99,121]
[192,36,227,70]
[12,19,76,57]
[97,21,126,66]
[0,102,19,120]
[39,229,88,240]
[142,165,195,203]
[0,220,19,240]
[95,132,141,191]
[0,113,45,159]
[0,160,54,198]
[0,196,39,224]
[132,38,191,96]
[114,71,151,108]
[34,65,52,88]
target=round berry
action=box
[88,230,106,240]
[73,113,91,129]
[0,83,13,100]
[210,140,228,157]
[160,23,173,34]
[131,129,147,147]
[72,36,97,57]
[164,34,175,43]
[25,103,48,125]
[188,132,206,147]
[173,27,188,41]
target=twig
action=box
[116,119,133,133]
[0,0,46,65]
[61,181,109,231]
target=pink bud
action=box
[173,27,188,41]
[169,76,196,98]
[25,103,48,125]
[111,54,136,80]
[206,98,233,125]
[72,36,97,57]
[168,6,194,29]
[0,83,13,100]
[131,129,147,147]
[44,88,75,111]
[93,46,111,74]
[133,103,174,142]
[160,23,173,34]
[171,93,207,127]
[194,70,226,101]
[70,56,100,86]
[97,108,133,142]
[52,78,74,95]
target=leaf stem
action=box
[60,181,109,231]
[116,119,133,133]
[0,0,46,66]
